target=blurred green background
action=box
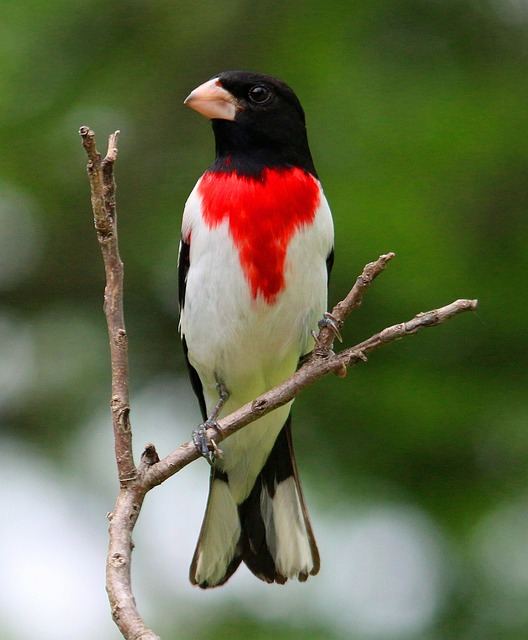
[1,1,527,639]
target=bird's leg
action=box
[209,377,230,422]
[193,376,229,465]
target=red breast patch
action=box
[198,168,320,303]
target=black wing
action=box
[178,237,207,421]
[326,246,334,285]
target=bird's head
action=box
[184,71,315,175]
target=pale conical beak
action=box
[184,78,237,121]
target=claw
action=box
[193,421,223,466]
[193,425,211,461]
[318,311,343,342]
[193,377,229,465]
[210,438,223,460]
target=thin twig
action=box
[80,128,477,640]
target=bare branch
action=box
[80,128,477,640]
[79,126,134,483]
[80,128,154,639]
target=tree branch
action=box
[80,128,477,640]
[79,126,135,483]
[80,127,153,639]
[145,296,477,488]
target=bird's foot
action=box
[310,312,347,376]
[193,420,224,466]
[318,311,343,343]
[193,376,229,465]
[311,312,343,350]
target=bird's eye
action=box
[248,85,272,105]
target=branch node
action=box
[110,552,127,568]
[115,328,128,348]
[356,274,369,289]
[251,397,268,413]
[118,407,131,432]
[97,228,114,242]
[334,361,348,378]
[140,443,160,467]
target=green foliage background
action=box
[1,1,527,639]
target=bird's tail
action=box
[189,416,320,588]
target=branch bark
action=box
[80,128,478,640]
[79,126,135,483]
[79,126,151,639]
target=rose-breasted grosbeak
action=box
[179,71,334,588]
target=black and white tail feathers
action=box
[189,415,320,588]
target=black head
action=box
[185,71,317,177]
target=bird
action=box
[178,70,334,589]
